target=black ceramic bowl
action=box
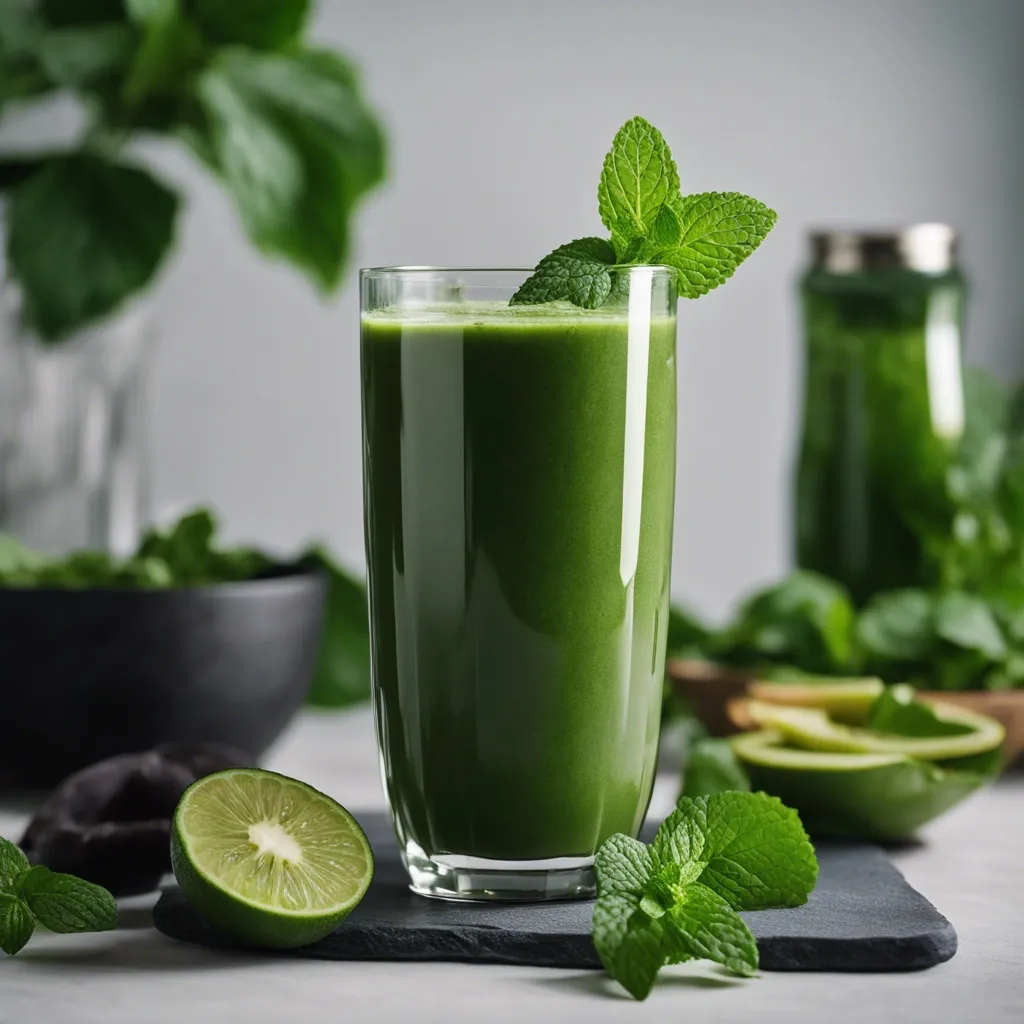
[0,569,326,787]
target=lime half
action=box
[170,768,373,949]
[744,699,1004,761]
[732,729,995,839]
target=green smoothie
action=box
[361,301,677,862]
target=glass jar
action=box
[794,224,967,605]
[0,287,152,555]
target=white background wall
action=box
[8,0,1024,620]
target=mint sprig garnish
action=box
[508,237,616,309]
[592,791,817,1000]
[513,116,777,308]
[0,837,117,956]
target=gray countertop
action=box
[2,708,1021,1024]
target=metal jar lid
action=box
[810,223,957,274]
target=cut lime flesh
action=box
[171,768,373,949]
[744,699,1004,761]
[747,678,884,725]
[732,730,992,839]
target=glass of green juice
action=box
[360,267,677,901]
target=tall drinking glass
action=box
[360,267,677,901]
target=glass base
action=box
[402,839,595,902]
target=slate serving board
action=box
[153,811,956,972]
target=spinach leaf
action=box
[0,508,372,707]
[300,545,371,708]
[717,571,857,674]
[857,589,935,662]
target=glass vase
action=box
[0,289,152,555]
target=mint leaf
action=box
[302,545,372,708]
[0,838,30,891]
[6,153,179,340]
[192,0,309,50]
[650,810,706,879]
[649,202,682,247]
[17,866,117,934]
[594,833,653,898]
[663,883,758,976]
[592,836,663,1000]
[682,738,751,799]
[597,115,679,251]
[647,192,777,298]
[594,791,817,1000]
[592,895,666,1001]
[935,591,1007,660]
[510,237,616,308]
[0,893,35,956]
[668,792,817,910]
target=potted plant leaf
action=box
[0,0,386,551]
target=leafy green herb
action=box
[934,592,1006,661]
[715,571,857,675]
[6,153,179,341]
[0,0,386,340]
[648,191,779,299]
[592,792,817,1000]
[867,684,973,738]
[0,507,371,708]
[0,893,35,955]
[0,837,30,891]
[300,545,371,708]
[857,590,935,662]
[597,117,680,253]
[0,837,117,955]
[514,116,776,309]
[16,865,118,933]
[510,238,616,309]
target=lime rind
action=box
[171,768,374,949]
[731,730,908,771]
[747,677,884,725]
[176,769,371,915]
[744,699,1004,761]
[731,729,995,839]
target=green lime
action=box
[744,699,1004,761]
[170,768,373,949]
[732,729,995,839]
[747,677,884,725]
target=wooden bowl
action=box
[665,658,1024,767]
[665,658,755,736]
[915,691,1024,766]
